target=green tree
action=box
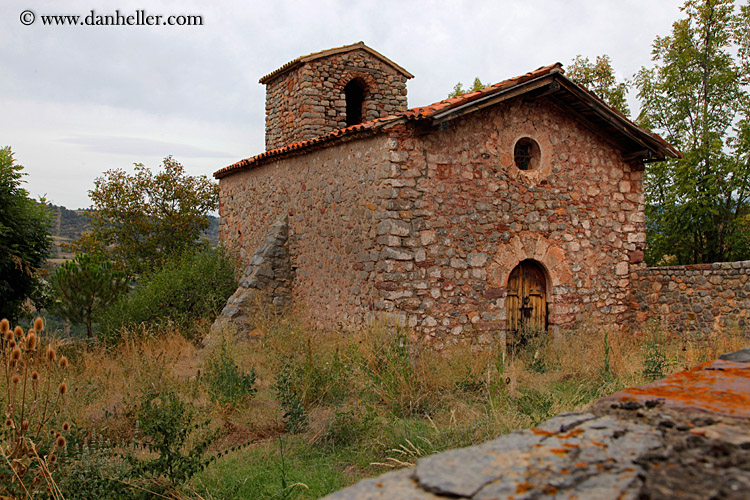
[0,147,52,322]
[78,156,219,276]
[448,77,487,98]
[567,54,631,117]
[51,253,128,338]
[636,0,750,264]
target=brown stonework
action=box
[261,43,411,151]
[630,261,750,333]
[217,45,681,344]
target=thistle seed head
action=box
[59,356,68,369]
[47,346,56,361]
[0,319,8,334]
[11,347,21,361]
[34,317,44,332]
[26,332,37,351]
[58,382,67,395]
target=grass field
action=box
[2,313,745,499]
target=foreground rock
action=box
[322,354,750,499]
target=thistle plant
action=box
[1,317,70,499]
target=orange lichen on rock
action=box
[605,360,750,418]
[530,428,554,436]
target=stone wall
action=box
[631,260,750,333]
[218,135,393,329]
[263,48,409,151]
[371,97,646,342]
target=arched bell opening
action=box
[344,78,367,126]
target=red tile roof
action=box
[215,63,678,179]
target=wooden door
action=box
[506,260,547,335]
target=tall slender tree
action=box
[567,54,631,117]
[636,0,750,264]
[0,147,52,321]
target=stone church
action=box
[214,42,679,343]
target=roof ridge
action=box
[259,42,414,84]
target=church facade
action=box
[215,42,678,342]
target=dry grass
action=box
[32,312,747,499]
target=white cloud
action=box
[0,0,685,208]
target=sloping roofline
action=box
[258,41,414,84]
[217,63,680,179]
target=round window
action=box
[514,137,541,171]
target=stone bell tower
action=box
[259,42,413,151]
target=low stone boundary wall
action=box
[321,351,750,499]
[631,260,750,334]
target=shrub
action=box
[57,433,131,500]
[642,333,669,381]
[99,247,237,342]
[127,389,220,492]
[274,359,309,434]
[203,338,257,408]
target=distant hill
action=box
[45,203,220,266]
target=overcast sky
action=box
[1,0,686,209]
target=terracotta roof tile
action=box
[216,62,678,179]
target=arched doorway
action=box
[506,259,548,336]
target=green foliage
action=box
[77,156,218,276]
[0,147,53,322]
[50,253,128,338]
[203,339,257,407]
[567,54,631,116]
[57,434,131,500]
[636,0,750,264]
[511,388,555,425]
[129,389,219,489]
[642,322,670,381]
[274,359,310,434]
[448,77,487,97]
[320,405,377,448]
[98,247,237,342]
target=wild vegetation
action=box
[2,310,745,499]
[0,148,53,323]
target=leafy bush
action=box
[57,433,131,500]
[128,389,220,491]
[99,247,237,341]
[274,359,309,434]
[642,324,670,381]
[204,339,257,407]
[320,405,377,448]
